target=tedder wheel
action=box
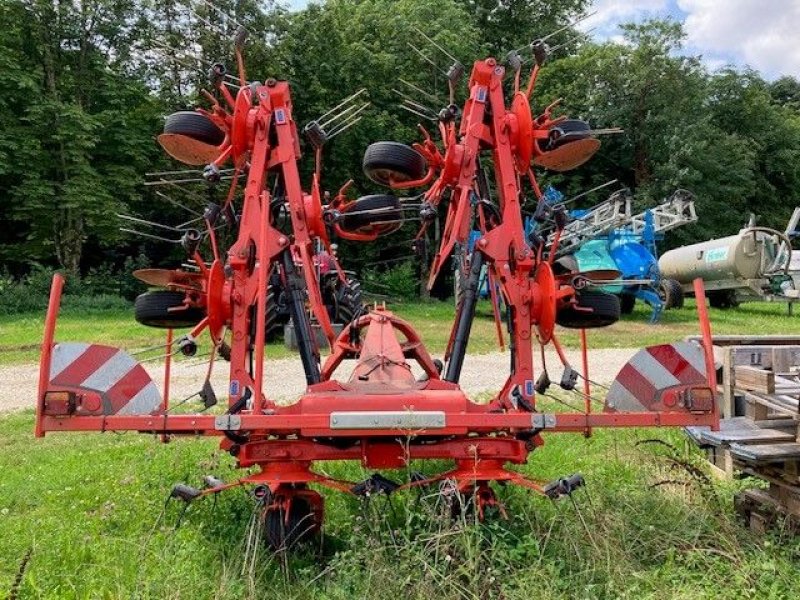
[556,290,621,329]
[263,493,321,550]
[363,141,427,186]
[339,194,403,234]
[619,293,636,314]
[134,290,205,329]
[163,111,225,145]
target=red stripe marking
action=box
[105,366,152,413]
[51,345,118,388]
[615,362,658,408]
[646,345,705,385]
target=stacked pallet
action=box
[685,336,800,532]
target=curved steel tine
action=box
[119,228,181,244]
[398,78,443,104]
[413,26,459,63]
[314,89,368,125]
[117,214,188,232]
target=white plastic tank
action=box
[658,228,787,284]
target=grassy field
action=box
[1,409,799,599]
[1,297,797,366]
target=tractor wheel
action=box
[264,285,288,342]
[658,278,685,310]
[363,142,427,186]
[556,291,620,329]
[541,119,591,152]
[708,290,740,309]
[334,277,364,324]
[620,293,636,314]
[339,194,403,234]
[134,290,205,329]
[263,495,318,551]
[163,111,225,145]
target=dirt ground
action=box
[1,347,638,413]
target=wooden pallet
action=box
[686,336,800,532]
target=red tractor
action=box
[36,28,718,550]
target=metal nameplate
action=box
[531,413,557,429]
[330,411,446,430]
[214,415,242,431]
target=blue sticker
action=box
[475,86,487,103]
[275,108,287,124]
[229,380,240,396]
[524,379,534,397]
[705,247,728,263]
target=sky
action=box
[584,0,800,80]
[283,0,800,80]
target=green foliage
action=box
[0,2,799,291]
[363,261,419,299]
[1,412,798,598]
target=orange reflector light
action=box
[43,391,76,416]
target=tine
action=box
[585,127,623,136]
[196,0,245,29]
[399,104,437,122]
[540,10,597,43]
[555,179,619,207]
[317,100,363,129]
[548,28,595,54]
[326,103,370,134]
[119,228,181,243]
[117,214,185,232]
[403,98,437,116]
[398,78,442,103]
[176,215,206,229]
[146,167,235,177]
[413,27,459,63]
[327,114,365,140]
[184,3,230,39]
[407,42,448,76]
[222,80,242,90]
[155,190,203,216]
[314,89,368,124]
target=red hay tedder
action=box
[36,27,719,549]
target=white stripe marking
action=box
[80,349,138,393]
[117,381,161,415]
[671,342,707,377]
[49,343,91,379]
[605,380,648,411]
[628,348,682,391]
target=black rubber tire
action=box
[708,290,739,309]
[363,142,427,186]
[658,278,685,310]
[619,293,636,314]
[163,111,225,145]
[264,497,316,550]
[134,290,205,329]
[264,285,289,342]
[545,119,591,151]
[339,194,403,233]
[335,278,363,323]
[557,291,620,329]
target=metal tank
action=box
[658,227,793,302]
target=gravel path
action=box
[1,347,638,413]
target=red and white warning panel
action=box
[42,342,162,417]
[605,342,715,414]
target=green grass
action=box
[1,410,798,599]
[1,297,797,366]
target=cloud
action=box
[582,0,670,36]
[678,0,800,78]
